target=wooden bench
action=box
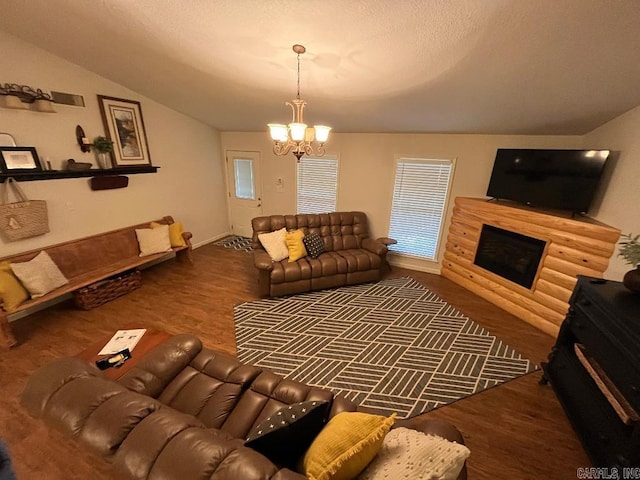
[0,216,192,349]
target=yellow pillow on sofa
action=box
[300,411,396,480]
[285,229,307,262]
[150,221,187,247]
[0,261,29,312]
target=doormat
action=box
[235,277,537,419]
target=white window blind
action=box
[296,156,339,214]
[388,158,454,260]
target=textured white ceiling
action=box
[2,0,640,134]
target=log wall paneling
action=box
[441,197,620,337]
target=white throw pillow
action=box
[358,427,470,480]
[135,225,172,257]
[258,228,289,262]
[10,251,69,299]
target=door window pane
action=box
[234,158,255,200]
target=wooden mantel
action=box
[441,197,620,337]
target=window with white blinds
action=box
[296,156,339,214]
[388,157,454,260]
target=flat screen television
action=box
[486,149,610,214]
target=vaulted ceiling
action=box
[2,0,640,135]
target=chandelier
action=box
[268,44,331,162]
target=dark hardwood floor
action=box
[0,244,590,479]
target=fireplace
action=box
[473,224,546,289]
[443,197,620,336]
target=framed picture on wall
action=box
[0,146,43,173]
[97,95,152,167]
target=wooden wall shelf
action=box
[0,166,158,183]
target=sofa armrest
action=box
[253,249,274,271]
[21,358,163,458]
[21,357,102,418]
[362,237,387,256]
[117,333,203,398]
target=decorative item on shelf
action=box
[267,44,331,162]
[0,146,42,173]
[0,93,27,110]
[97,95,152,167]
[0,133,17,147]
[93,136,114,169]
[618,233,640,293]
[0,83,56,112]
[90,176,129,191]
[32,95,56,113]
[66,159,92,171]
[75,125,92,153]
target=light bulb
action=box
[314,125,331,143]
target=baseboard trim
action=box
[388,255,441,275]
[192,232,232,250]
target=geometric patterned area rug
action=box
[234,277,538,419]
[214,235,253,252]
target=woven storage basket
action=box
[74,270,142,310]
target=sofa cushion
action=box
[286,229,308,262]
[259,228,289,262]
[118,333,204,398]
[0,261,29,312]
[335,249,381,273]
[135,225,172,257]
[300,412,396,480]
[113,409,305,480]
[358,427,470,480]
[221,370,335,440]
[303,233,326,259]
[245,400,330,468]
[151,221,186,247]
[10,251,69,298]
[157,348,262,429]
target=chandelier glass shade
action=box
[268,45,331,161]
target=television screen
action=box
[486,149,610,214]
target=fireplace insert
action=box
[474,224,546,289]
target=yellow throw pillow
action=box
[0,261,29,312]
[286,229,308,262]
[300,412,396,480]
[151,221,187,247]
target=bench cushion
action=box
[10,251,69,298]
[0,261,28,312]
[135,225,172,257]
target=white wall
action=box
[221,131,582,272]
[5,26,634,280]
[584,104,640,280]
[0,31,229,256]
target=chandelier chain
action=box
[296,52,301,99]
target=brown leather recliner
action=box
[21,334,467,480]
[252,212,387,297]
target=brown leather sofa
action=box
[21,334,467,480]
[252,212,387,297]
